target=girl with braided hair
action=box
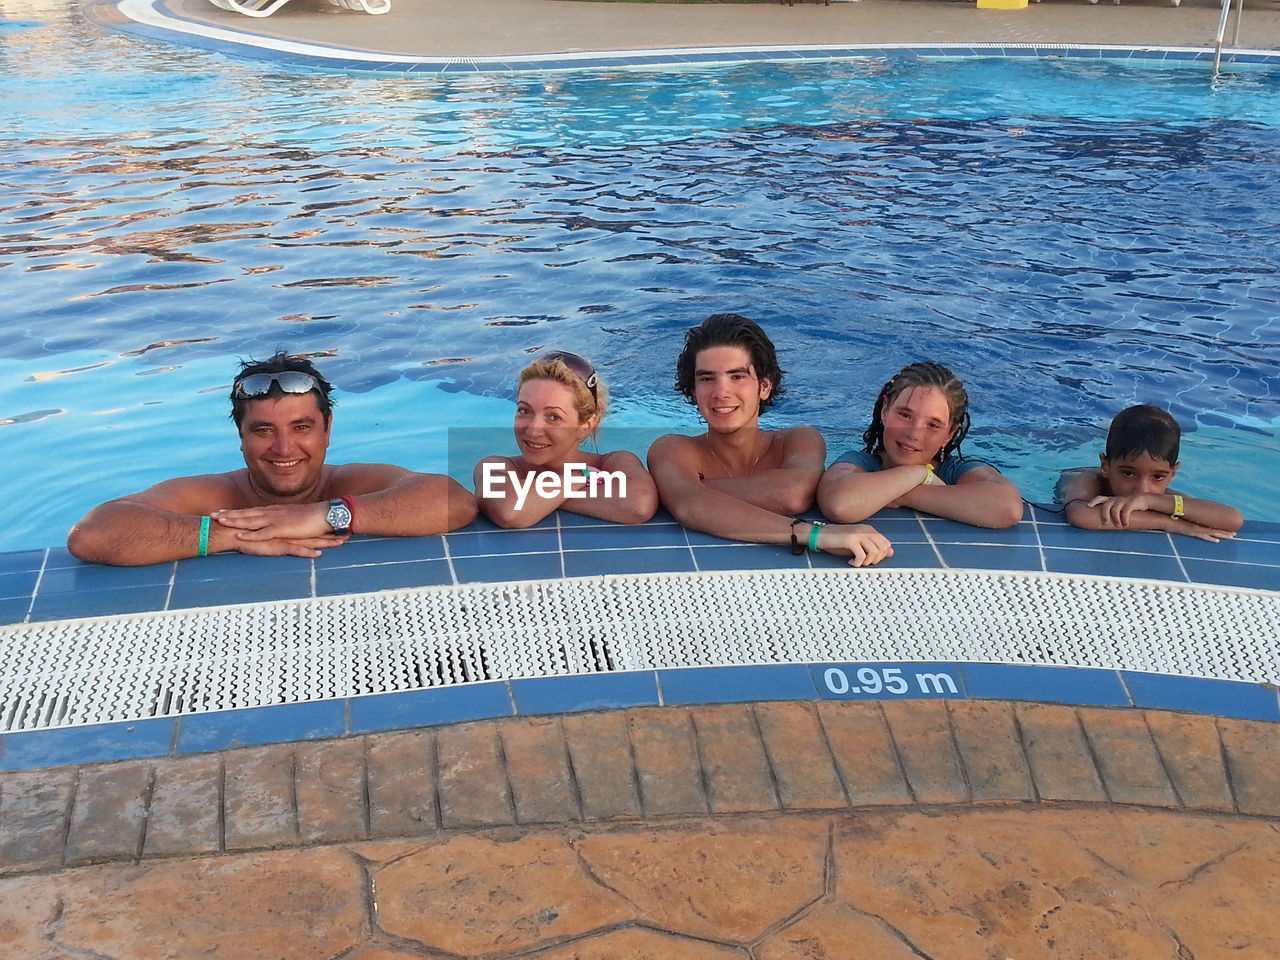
[817,362,1022,529]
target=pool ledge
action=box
[88,0,1280,73]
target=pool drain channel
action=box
[0,568,1276,732]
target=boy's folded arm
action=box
[1064,499,1234,541]
[1168,492,1244,533]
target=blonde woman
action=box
[475,351,657,528]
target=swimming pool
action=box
[2,3,1278,553]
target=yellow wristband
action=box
[920,464,938,486]
[1171,494,1184,519]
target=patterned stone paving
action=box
[1,701,1277,958]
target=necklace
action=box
[706,436,765,479]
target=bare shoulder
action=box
[777,424,822,442]
[125,471,245,514]
[600,449,646,471]
[326,462,416,495]
[955,463,1010,485]
[647,432,701,465]
[1057,466,1104,502]
[772,425,825,464]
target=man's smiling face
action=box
[238,392,331,501]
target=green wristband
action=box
[808,520,825,553]
[198,516,211,558]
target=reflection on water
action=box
[0,2,1277,549]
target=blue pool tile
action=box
[454,552,560,584]
[962,663,1129,707]
[682,528,736,547]
[449,527,561,558]
[1122,671,1279,723]
[807,542,941,570]
[563,547,695,577]
[881,542,946,568]
[39,560,173,593]
[167,572,312,610]
[172,552,312,582]
[0,549,44,575]
[1180,560,1279,592]
[692,544,811,572]
[316,558,452,596]
[658,664,816,705]
[813,662,964,700]
[923,519,1040,546]
[1242,521,1280,541]
[0,718,174,771]
[556,512,612,528]
[0,596,31,625]
[511,672,660,715]
[314,535,445,568]
[0,568,37,600]
[176,700,346,753]
[30,583,170,622]
[1173,536,1280,566]
[935,544,1043,572]
[1043,547,1188,582]
[43,547,86,570]
[858,518,931,543]
[1037,526,1176,555]
[348,681,513,733]
[561,522,690,551]
[1029,504,1070,525]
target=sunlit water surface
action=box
[1,3,1278,552]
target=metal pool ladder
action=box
[1212,0,1246,75]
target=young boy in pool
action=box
[1060,404,1242,542]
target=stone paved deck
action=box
[3,700,1278,957]
[158,0,1280,59]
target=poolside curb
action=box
[2,699,1276,876]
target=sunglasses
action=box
[232,371,321,400]
[541,351,598,406]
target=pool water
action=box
[1,3,1278,553]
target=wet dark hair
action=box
[229,351,335,429]
[862,361,971,461]
[674,313,785,410]
[1104,404,1180,466]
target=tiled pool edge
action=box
[89,0,1280,73]
[4,506,1279,626]
[2,661,1277,772]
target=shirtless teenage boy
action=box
[647,314,892,567]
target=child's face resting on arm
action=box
[1089,452,1179,527]
[1098,451,1178,498]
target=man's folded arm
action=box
[332,465,478,537]
[67,477,242,566]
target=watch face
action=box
[327,500,352,533]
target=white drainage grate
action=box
[1,569,1276,732]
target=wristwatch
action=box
[326,498,352,535]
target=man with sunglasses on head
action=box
[68,352,477,566]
